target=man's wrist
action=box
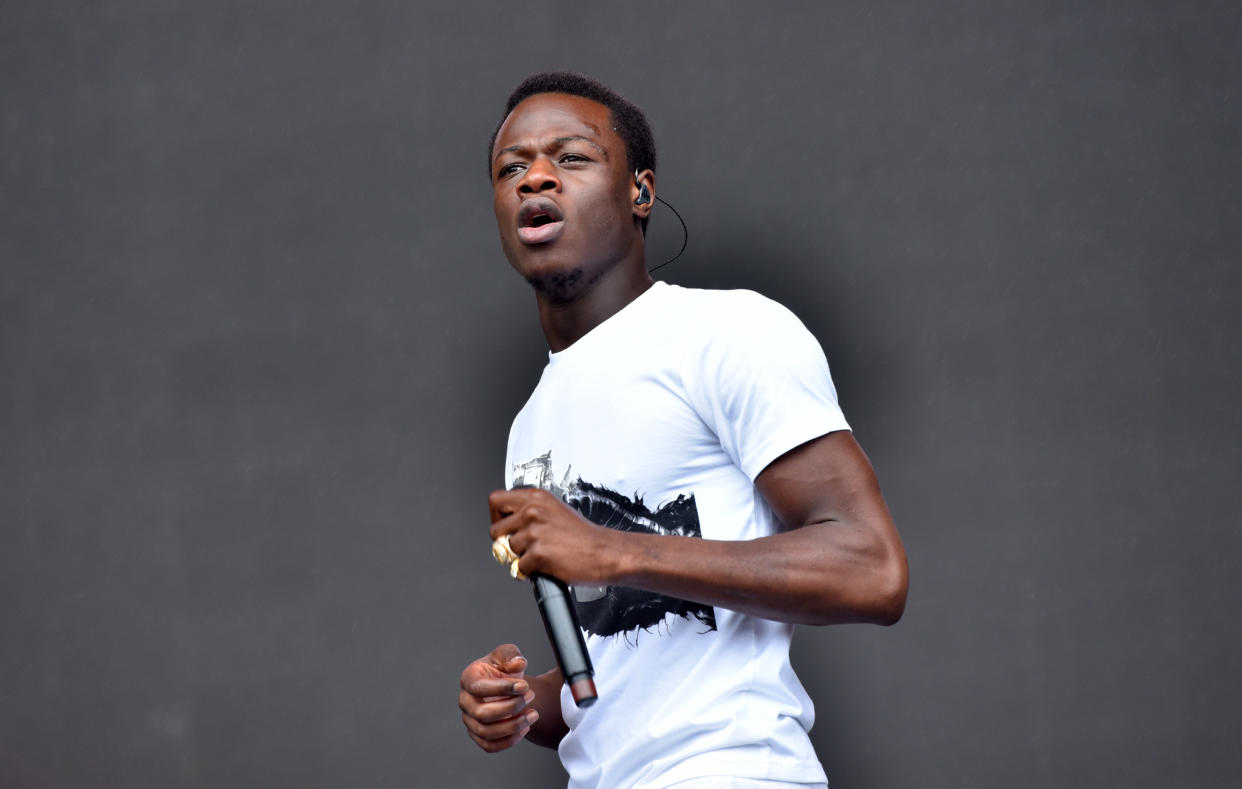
[605,528,654,587]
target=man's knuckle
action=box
[481,734,505,752]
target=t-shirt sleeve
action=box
[683,291,850,481]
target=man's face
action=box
[490,93,637,300]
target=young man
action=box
[459,72,908,788]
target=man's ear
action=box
[631,169,655,222]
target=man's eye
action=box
[498,163,524,178]
[560,154,588,164]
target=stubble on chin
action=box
[525,267,586,303]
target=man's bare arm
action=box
[490,430,908,627]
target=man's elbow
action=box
[805,552,908,627]
[842,543,907,626]
[869,546,909,625]
[870,560,908,625]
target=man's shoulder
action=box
[659,282,775,306]
[656,283,795,324]
[655,283,808,341]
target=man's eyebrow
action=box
[552,135,608,157]
[493,135,608,163]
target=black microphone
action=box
[531,573,597,707]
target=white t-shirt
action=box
[505,282,850,789]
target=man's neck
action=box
[535,260,655,353]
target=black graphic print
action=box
[511,452,717,639]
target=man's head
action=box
[489,73,657,303]
[489,72,656,233]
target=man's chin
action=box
[524,266,586,303]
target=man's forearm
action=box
[610,520,907,626]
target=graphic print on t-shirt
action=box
[511,451,717,639]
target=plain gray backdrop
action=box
[3,1,1240,787]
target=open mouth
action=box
[517,199,565,245]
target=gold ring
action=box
[509,559,527,581]
[492,536,525,579]
[491,535,517,565]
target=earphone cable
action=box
[648,194,688,273]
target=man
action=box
[459,72,908,789]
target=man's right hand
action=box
[459,644,541,753]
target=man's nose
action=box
[518,157,559,194]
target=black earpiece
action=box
[628,167,690,274]
[634,170,651,206]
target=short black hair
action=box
[488,72,657,231]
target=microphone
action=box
[531,573,597,708]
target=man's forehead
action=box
[494,93,617,151]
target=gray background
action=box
[3,1,1239,787]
